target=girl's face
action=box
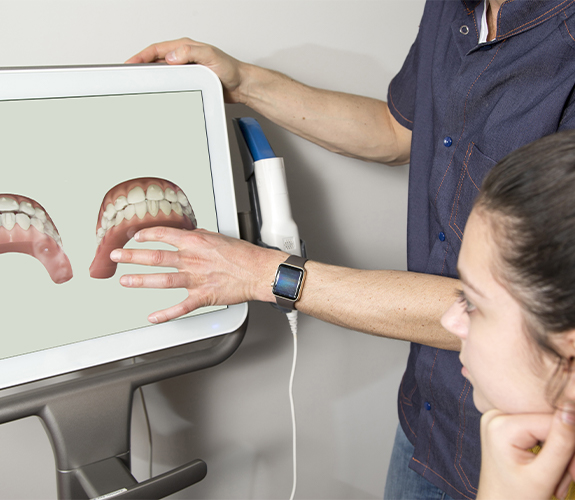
[441,210,559,414]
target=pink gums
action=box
[89,177,196,279]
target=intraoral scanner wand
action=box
[234,118,303,500]
[254,156,301,256]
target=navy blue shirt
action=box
[388,1,575,498]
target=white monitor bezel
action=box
[0,64,248,389]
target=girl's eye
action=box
[456,289,476,313]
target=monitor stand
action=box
[0,321,247,499]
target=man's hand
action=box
[126,38,247,104]
[477,408,575,500]
[126,37,411,164]
[110,227,285,324]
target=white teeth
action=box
[177,190,190,207]
[19,202,36,217]
[16,213,31,230]
[127,186,146,204]
[104,203,116,220]
[147,200,159,217]
[31,218,44,233]
[172,202,183,216]
[115,210,125,226]
[164,188,178,203]
[135,201,147,219]
[34,208,47,222]
[97,185,195,244]
[0,197,19,211]
[41,220,62,246]
[114,196,128,211]
[2,212,15,230]
[0,198,65,245]
[146,184,164,201]
[159,200,172,216]
[0,201,64,244]
[124,204,136,221]
[43,221,55,238]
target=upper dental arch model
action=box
[0,178,196,284]
[89,177,197,279]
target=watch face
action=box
[273,264,303,300]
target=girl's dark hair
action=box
[475,130,575,403]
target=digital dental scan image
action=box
[0,90,221,362]
[0,194,73,284]
[90,177,197,279]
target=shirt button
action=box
[439,231,446,242]
[425,402,432,411]
[443,136,453,147]
[460,25,470,35]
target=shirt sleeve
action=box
[387,30,422,132]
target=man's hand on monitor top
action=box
[109,227,285,324]
[125,38,246,104]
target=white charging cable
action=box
[286,310,298,500]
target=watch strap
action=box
[283,255,307,268]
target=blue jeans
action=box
[384,425,455,500]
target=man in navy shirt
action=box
[119,1,575,498]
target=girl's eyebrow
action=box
[457,266,486,298]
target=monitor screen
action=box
[0,64,248,389]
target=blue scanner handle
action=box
[236,117,276,161]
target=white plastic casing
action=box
[254,157,301,256]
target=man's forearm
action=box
[261,259,462,351]
[128,39,411,165]
[239,64,412,166]
[111,227,460,350]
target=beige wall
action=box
[0,1,425,498]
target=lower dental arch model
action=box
[0,194,73,284]
[89,177,197,279]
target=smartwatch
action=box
[271,255,308,311]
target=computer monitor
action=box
[0,64,248,389]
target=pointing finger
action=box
[110,247,180,269]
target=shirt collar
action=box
[478,0,488,43]
[462,0,575,42]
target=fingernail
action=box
[149,315,158,324]
[120,276,132,287]
[165,51,176,62]
[134,231,141,241]
[110,250,121,261]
